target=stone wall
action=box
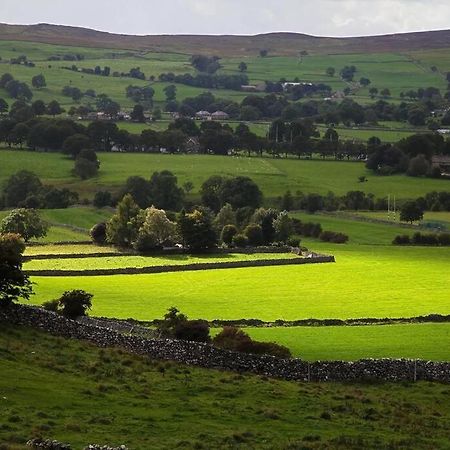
[25,255,335,277]
[2,305,449,383]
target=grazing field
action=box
[24,252,298,271]
[1,149,448,201]
[244,323,450,361]
[352,211,450,230]
[315,125,418,143]
[29,243,450,321]
[24,244,119,256]
[2,325,449,450]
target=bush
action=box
[232,233,249,248]
[174,320,210,343]
[393,235,411,245]
[93,191,113,208]
[412,232,439,246]
[90,222,107,245]
[319,231,349,244]
[438,233,450,246]
[213,327,291,358]
[58,290,93,318]
[287,237,301,247]
[42,299,60,312]
[0,208,48,242]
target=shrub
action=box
[438,233,450,246]
[287,237,301,247]
[232,234,249,248]
[42,299,60,312]
[58,290,93,318]
[319,231,349,244]
[221,224,238,246]
[174,320,210,343]
[93,191,113,208]
[393,235,411,245]
[412,232,439,246]
[90,222,107,245]
[213,327,291,358]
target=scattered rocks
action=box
[27,438,71,449]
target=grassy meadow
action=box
[2,325,450,449]
[2,149,449,201]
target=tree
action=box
[326,67,335,77]
[3,170,42,207]
[220,177,263,210]
[213,203,236,232]
[106,194,142,247]
[359,77,371,87]
[243,223,263,246]
[273,211,293,243]
[0,233,32,305]
[369,87,378,99]
[93,191,113,208]
[62,134,91,158]
[163,84,177,101]
[130,104,145,122]
[407,154,430,177]
[177,208,217,250]
[0,209,48,242]
[47,100,63,116]
[73,157,98,179]
[0,73,13,88]
[259,49,268,58]
[251,208,279,244]
[0,98,8,115]
[304,193,324,213]
[221,224,238,246]
[380,88,391,98]
[90,222,107,245]
[135,206,177,251]
[31,74,46,89]
[58,290,93,319]
[400,201,424,224]
[31,99,46,115]
[148,170,184,211]
[238,62,248,72]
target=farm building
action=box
[195,110,211,120]
[211,111,230,120]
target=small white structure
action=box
[195,110,211,120]
[211,111,229,121]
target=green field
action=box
[24,252,298,271]
[245,323,450,361]
[2,149,448,201]
[352,211,450,230]
[24,244,118,256]
[2,325,449,449]
[0,39,449,110]
[28,243,450,321]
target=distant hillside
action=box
[1,23,450,56]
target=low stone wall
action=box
[24,252,127,261]
[25,255,335,277]
[1,305,449,383]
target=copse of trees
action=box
[190,55,221,74]
[159,72,249,91]
[0,209,48,242]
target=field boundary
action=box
[1,305,449,383]
[25,255,335,277]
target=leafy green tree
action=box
[273,211,293,243]
[31,74,46,89]
[407,154,430,177]
[131,104,145,122]
[0,233,32,305]
[326,67,335,77]
[0,209,48,242]
[400,201,424,224]
[93,191,113,208]
[47,100,63,116]
[221,224,238,246]
[163,84,177,101]
[90,222,107,245]
[178,208,217,250]
[73,157,98,179]
[148,170,184,211]
[106,194,143,247]
[62,134,91,158]
[58,290,93,319]
[359,77,371,87]
[243,223,263,246]
[135,206,178,251]
[3,170,42,207]
[31,99,46,115]
[251,208,279,244]
[281,191,294,211]
[0,98,8,114]
[232,233,248,248]
[213,203,236,232]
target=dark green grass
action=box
[1,324,449,449]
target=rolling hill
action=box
[1,23,450,56]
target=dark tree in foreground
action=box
[0,233,32,305]
[400,201,424,224]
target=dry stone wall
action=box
[2,305,449,383]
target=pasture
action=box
[1,149,448,201]
[2,325,449,449]
[0,39,449,110]
[245,323,450,361]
